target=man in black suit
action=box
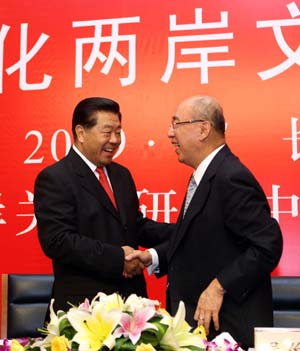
[34,97,172,312]
[126,95,283,349]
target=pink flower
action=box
[204,338,241,351]
[0,338,11,351]
[203,340,218,350]
[78,298,91,311]
[114,307,156,344]
[223,338,241,351]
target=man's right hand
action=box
[125,250,153,267]
[122,246,145,278]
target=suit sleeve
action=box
[216,166,283,303]
[136,212,175,248]
[121,167,175,248]
[34,168,124,278]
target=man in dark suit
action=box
[126,95,283,349]
[34,97,172,313]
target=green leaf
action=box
[57,311,67,318]
[114,338,136,351]
[59,318,76,339]
[70,341,80,351]
[140,320,168,346]
[185,346,206,351]
[140,329,161,346]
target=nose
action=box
[168,125,175,138]
[109,132,121,144]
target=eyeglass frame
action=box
[170,118,206,129]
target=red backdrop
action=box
[1,0,299,317]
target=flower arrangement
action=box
[0,292,242,351]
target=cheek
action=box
[181,133,198,152]
[92,134,106,147]
[173,130,182,141]
[176,131,189,144]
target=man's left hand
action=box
[194,278,225,335]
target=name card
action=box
[255,327,300,351]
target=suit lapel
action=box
[168,178,211,261]
[168,145,232,261]
[67,149,119,219]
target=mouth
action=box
[103,147,117,156]
[172,142,180,152]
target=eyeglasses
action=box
[170,119,205,129]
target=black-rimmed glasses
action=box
[170,119,205,129]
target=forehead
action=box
[94,111,121,127]
[175,101,193,119]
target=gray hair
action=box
[189,96,225,135]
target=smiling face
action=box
[167,96,225,169]
[168,101,205,169]
[75,111,121,167]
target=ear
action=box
[75,125,85,143]
[199,121,212,141]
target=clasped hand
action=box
[122,247,152,278]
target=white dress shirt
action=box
[72,144,113,190]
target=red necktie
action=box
[97,167,117,209]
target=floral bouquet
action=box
[0,292,242,351]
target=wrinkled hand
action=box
[122,246,145,278]
[194,278,225,335]
[125,250,153,267]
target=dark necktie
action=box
[97,167,117,209]
[183,175,197,216]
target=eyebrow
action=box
[101,122,121,128]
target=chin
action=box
[177,155,185,163]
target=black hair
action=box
[72,97,122,140]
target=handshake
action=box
[122,246,153,278]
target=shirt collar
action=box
[193,144,225,185]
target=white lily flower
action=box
[125,294,160,312]
[67,303,122,351]
[32,298,69,348]
[160,301,205,351]
[93,292,124,312]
